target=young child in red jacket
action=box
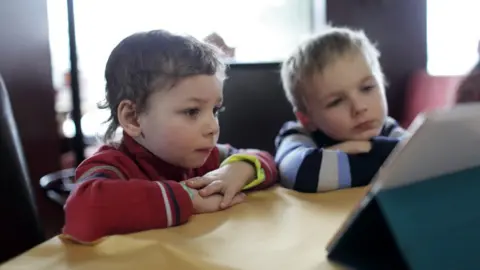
[62,30,278,243]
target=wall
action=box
[326,0,427,120]
[0,0,64,240]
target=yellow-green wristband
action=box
[220,154,265,190]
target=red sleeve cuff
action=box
[157,181,194,226]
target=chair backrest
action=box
[218,63,295,154]
[0,75,44,262]
[402,70,463,128]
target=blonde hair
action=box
[280,27,384,113]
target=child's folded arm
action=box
[369,117,407,161]
[275,132,393,193]
[63,157,193,243]
[383,116,409,139]
[369,136,401,162]
[215,144,278,190]
[276,139,352,193]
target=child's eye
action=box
[361,85,376,92]
[183,108,200,118]
[326,98,342,108]
[213,106,225,116]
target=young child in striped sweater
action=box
[275,27,408,193]
[63,30,277,243]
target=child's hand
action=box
[190,188,246,214]
[186,162,256,209]
[326,141,372,154]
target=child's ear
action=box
[117,100,142,137]
[295,111,315,131]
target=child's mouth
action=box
[354,120,377,132]
[195,147,213,155]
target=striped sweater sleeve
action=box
[370,116,410,161]
[275,120,405,193]
[62,150,193,243]
[215,144,278,190]
[382,116,409,139]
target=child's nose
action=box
[203,115,219,136]
[351,100,368,116]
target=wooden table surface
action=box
[0,186,367,270]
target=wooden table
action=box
[0,186,366,270]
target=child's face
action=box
[138,75,223,168]
[299,52,387,141]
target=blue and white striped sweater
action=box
[274,117,407,193]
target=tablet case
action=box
[327,165,480,270]
[326,104,480,270]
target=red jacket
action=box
[63,134,277,243]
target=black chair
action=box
[40,168,75,206]
[0,75,45,263]
[219,63,295,154]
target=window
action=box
[427,0,480,76]
[47,0,324,139]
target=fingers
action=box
[185,177,211,189]
[220,189,236,209]
[325,143,347,152]
[330,141,371,154]
[220,191,246,209]
[228,192,246,208]
[198,192,246,213]
[195,194,223,214]
[364,142,373,152]
[199,180,223,197]
[351,141,372,154]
